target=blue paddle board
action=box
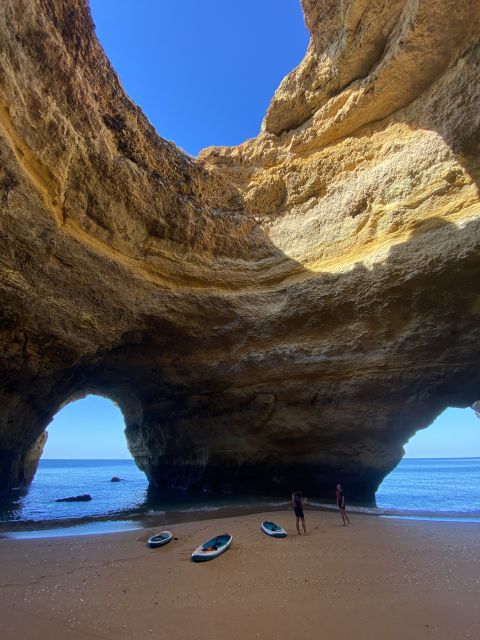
[261,520,287,538]
[147,531,173,548]
[191,534,232,562]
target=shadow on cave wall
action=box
[0,108,479,494]
[19,210,479,500]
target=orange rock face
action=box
[0,0,479,500]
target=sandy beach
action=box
[0,510,479,640]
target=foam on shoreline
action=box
[1,499,479,539]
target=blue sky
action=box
[41,3,479,460]
[42,396,480,459]
[43,396,131,459]
[403,408,479,458]
[89,0,309,155]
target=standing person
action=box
[291,490,307,535]
[336,483,351,526]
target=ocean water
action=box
[0,459,285,524]
[0,460,149,522]
[0,458,479,524]
[376,457,480,515]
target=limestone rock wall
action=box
[0,0,479,501]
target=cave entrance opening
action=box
[43,394,132,461]
[376,406,480,515]
[4,395,148,522]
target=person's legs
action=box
[301,516,307,534]
[344,509,351,525]
[340,508,347,525]
[295,515,301,534]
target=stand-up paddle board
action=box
[261,521,287,538]
[191,534,232,562]
[147,531,173,547]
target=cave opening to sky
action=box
[401,406,480,459]
[376,406,480,513]
[89,0,309,155]
[43,395,132,460]
[0,396,149,522]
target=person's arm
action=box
[302,496,307,506]
[291,493,295,507]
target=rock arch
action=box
[0,0,479,501]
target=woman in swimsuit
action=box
[336,483,351,526]
[291,490,307,535]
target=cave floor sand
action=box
[0,511,478,640]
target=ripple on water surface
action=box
[0,460,149,522]
[376,458,480,515]
[1,458,479,529]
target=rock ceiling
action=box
[0,0,479,500]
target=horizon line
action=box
[41,456,480,461]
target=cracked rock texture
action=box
[0,0,479,501]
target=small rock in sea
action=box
[110,476,122,482]
[55,494,92,502]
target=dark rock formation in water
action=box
[110,477,121,483]
[55,494,92,503]
[0,1,479,502]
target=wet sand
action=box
[0,510,479,639]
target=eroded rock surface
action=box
[0,0,479,501]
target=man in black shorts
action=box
[292,490,307,534]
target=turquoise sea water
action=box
[0,458,479,524]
